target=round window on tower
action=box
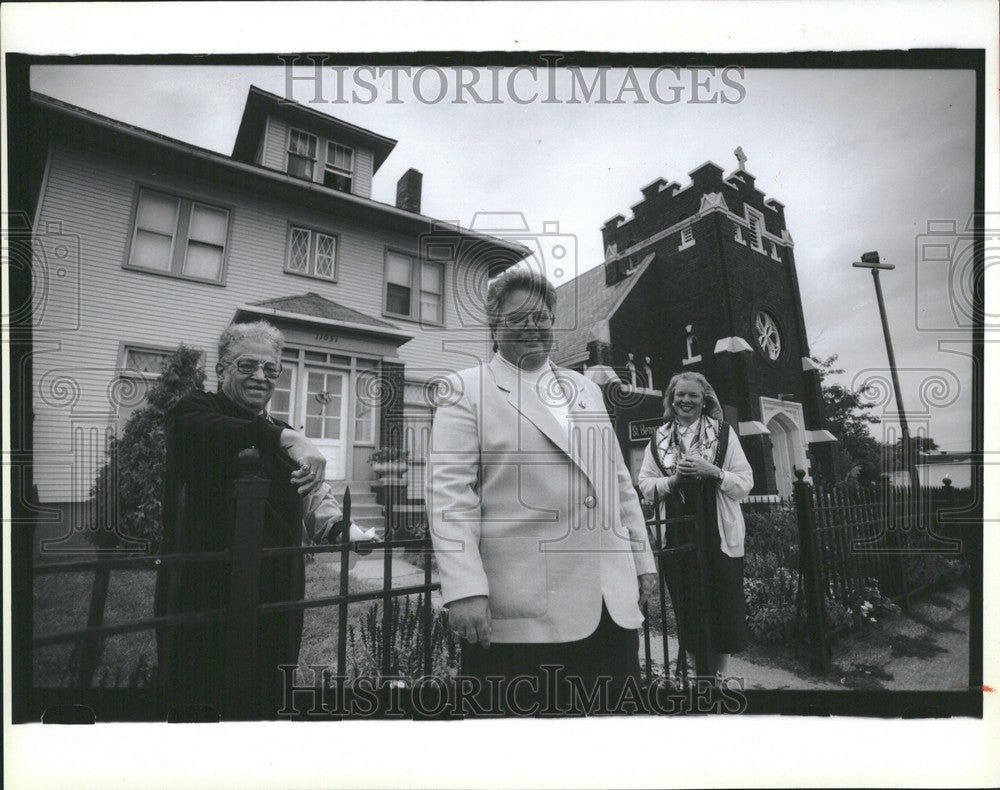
[753,309,782,361]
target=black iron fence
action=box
[29,449,440,719]
[793,469,971,672]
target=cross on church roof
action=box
[734,146,747,170]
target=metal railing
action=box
[792,469,969,672]
[640,485,713,683]
[30,448,440,718]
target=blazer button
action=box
[584,495,597,508]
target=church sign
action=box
[628,417,661,443]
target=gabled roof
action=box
[31,91,530,262]
[552,252,655,365]
[231,85,397,173]
[252,292,398,328]
[236,292,413,342]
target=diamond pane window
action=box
[315,234,336,277]
[286,226,337,280]
[288,228,310,273]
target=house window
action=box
[267,366,296,425]
[734,221,746,245]
[324,142,354,193]
[745,206,765,252]
[122,346,173,378]
[384,251,444,324]
[116,345,187,427]
[354,370,378,444]
[286,226,338,280]
[678,224,695,250]
[287,129,318,180]
[770,241,782,261]
[127,189,229,283]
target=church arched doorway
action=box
[767,412,803,498]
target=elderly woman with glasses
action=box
[426,267,657,713]
[154,320,372,714]
[637,371,753,683]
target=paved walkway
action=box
[322,553,971,693]
[826,578,970,691]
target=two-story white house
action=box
[28,85,528,520]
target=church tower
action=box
[554,149,836,497]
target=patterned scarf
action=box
[652,415,721,477]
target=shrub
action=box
[347,595,459,680]
[745,566,801,643]
[88,345,205,551]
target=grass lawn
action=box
[32,555,398,688]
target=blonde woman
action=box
[637,372,753,681]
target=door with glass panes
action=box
[296,368,348,480]
[267,364,349,480]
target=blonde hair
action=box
[662,371,723,421]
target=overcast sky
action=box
[30,63,977,450]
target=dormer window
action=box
[324,142,354,193]
[287,129,317,180]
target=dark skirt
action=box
[657,481,747,656]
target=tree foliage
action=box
[88,345,205,550]
[814,355,940,483]
[813,354,885,484]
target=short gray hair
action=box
[486,266,556,327]
[217,320,284,365]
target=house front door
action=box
[299,367,348,480]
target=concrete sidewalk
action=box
[826,578,970,691]
[332,554,971,693]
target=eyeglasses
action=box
[499,310,555,329]
[231,358,283,379]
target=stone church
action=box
[553,150,836,499]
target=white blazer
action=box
[426,356,657,643]
[636,424,754,557]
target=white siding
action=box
[261,115,289,171]
[32,140,491,502]
[352,147,373,198]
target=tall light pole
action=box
[852,251,920,493]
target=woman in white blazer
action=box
[637,371,753,681]
[427,267,657,711]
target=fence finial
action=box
[235,448,261,477]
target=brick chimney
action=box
[395,168,423,213]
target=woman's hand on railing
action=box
[280,429,327,494]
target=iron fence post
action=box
[684,480,712,679]
[890,484,912,613]
[793,469,828,673]
[76,566,111,688]
[225,448,269,719]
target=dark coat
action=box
[153,389,305,709]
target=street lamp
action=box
[852,251,920,492]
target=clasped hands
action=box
[670,453,721,486]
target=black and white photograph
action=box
[4,2,998,788]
